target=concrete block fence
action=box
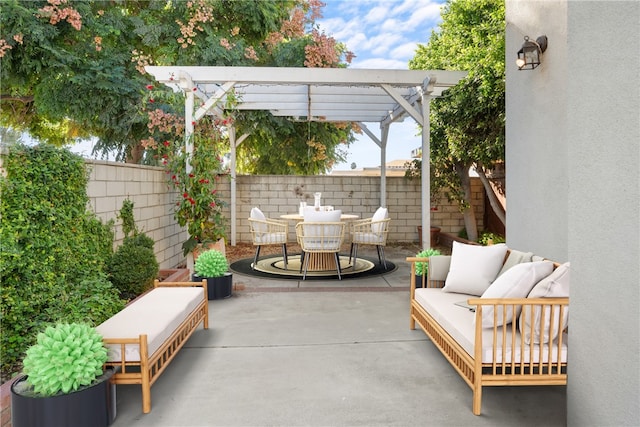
[235,175,484,245]
[84,160,484,270]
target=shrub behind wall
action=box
[0,144,124,382]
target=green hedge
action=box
[0,144,124,381]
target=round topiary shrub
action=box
[124,234,155,250]
[107,242,159,299]
[22,323,108,396]
[194,249,228,278]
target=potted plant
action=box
[192,249,233,300]
[414,248,441,286]
[11,323,117,427]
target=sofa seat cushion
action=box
[97,287,204,362]
[414,288,567,364]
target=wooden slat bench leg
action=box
[140,334,152,414]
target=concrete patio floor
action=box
[110,245,566,427]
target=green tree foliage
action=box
[1,0,355,172]
[234,112,355,175]
[409,0,505,240]
[0,143,124,381]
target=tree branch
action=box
[0,95,34,104]
[475,163,506,226]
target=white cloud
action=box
[352,57,409,70]
[364,5,392,24]
[390,42,420,60]
[405,3,443,30]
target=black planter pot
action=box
[11,367,117,427]
[192,272,233,300]
[413,273,428,288]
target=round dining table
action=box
[279,213,359,221]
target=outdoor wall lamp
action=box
[516,35,548,70]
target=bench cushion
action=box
[97,287,204,362]
[414,288,567,364]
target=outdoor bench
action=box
[407,242,569,415]
[97,279,209,414]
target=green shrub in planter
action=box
[22,323,108,396]
[415,248,441,276]
[194,249,228,278]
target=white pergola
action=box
[145,66,467,247]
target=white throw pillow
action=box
[442,242,508,296]
[250,207,267,233]
[480,261,554,328]
[371,207,388,233]
[519,262,570,344]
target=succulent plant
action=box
[22,323,108,396]
[415,248,441,276]
[194,249,228,277]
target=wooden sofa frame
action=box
[102,279,209,414]
[407,255,568,415]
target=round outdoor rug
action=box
[230,254,396,281]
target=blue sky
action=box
[318,0,445,170]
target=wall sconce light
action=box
[516,35,548,70]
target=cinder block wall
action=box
[84,161,484,269]
[85,160,187,270]
[235,175,483,244]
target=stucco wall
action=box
[506,1,640,425]
[505,0,568,260]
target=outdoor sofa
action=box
[407,242,569,415]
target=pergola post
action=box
[420,91,431,249]
[379,124,390,207]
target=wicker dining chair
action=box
[295,209,345,280]
[248,207,289,269]
[349,207,390,269]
